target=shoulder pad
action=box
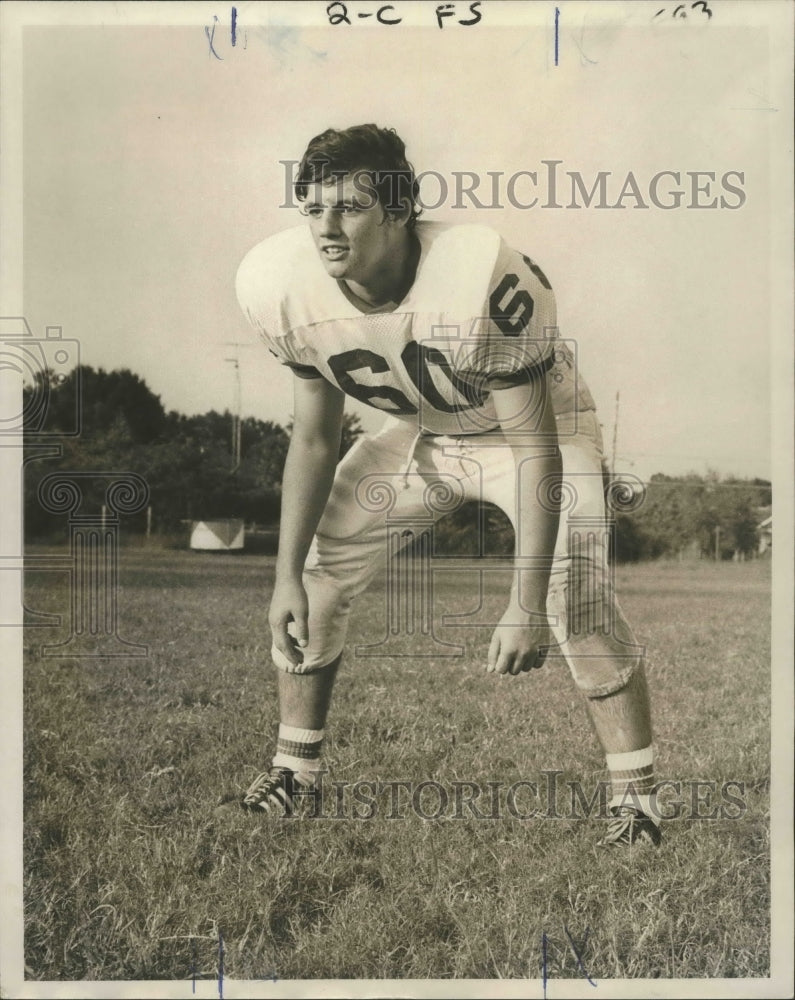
[236,225,326,336]
[409,223,502,314]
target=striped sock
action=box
[271,724,324,776]
[606,746,657,822]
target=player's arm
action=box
[487,374,562,676]
[269,374,345,666]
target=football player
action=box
[234,124,660,846]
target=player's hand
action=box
[268,578,309,667]
[486,608,554,676]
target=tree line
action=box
[23,366,771,560]
[23,366,360,539]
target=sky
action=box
[18,3,785,482]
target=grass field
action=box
[22,549,771,985]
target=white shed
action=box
[190,519,245,551]
[757,515,772,555]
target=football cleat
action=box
[241,766,316,815]
[598,806,662,848]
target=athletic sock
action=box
[271,724,325,778]
[606,746,658,823]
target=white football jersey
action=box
[236,221,596,436]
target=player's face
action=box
[303,173,404,287]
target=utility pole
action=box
[714,524,721,561]
[223,342,252,472]
[224,356,242,471]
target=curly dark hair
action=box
[294,124,422,230]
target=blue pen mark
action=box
[231,6,237,46]
[542,930,549,998]
[205,15,222,59]
[217,930,225,1000]
[564,925,597,987]
[554,7,560,65]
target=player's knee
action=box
[570,648,641,699]
[550,583,636,691]
[271,643,342,675]
[270,578,351,675]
